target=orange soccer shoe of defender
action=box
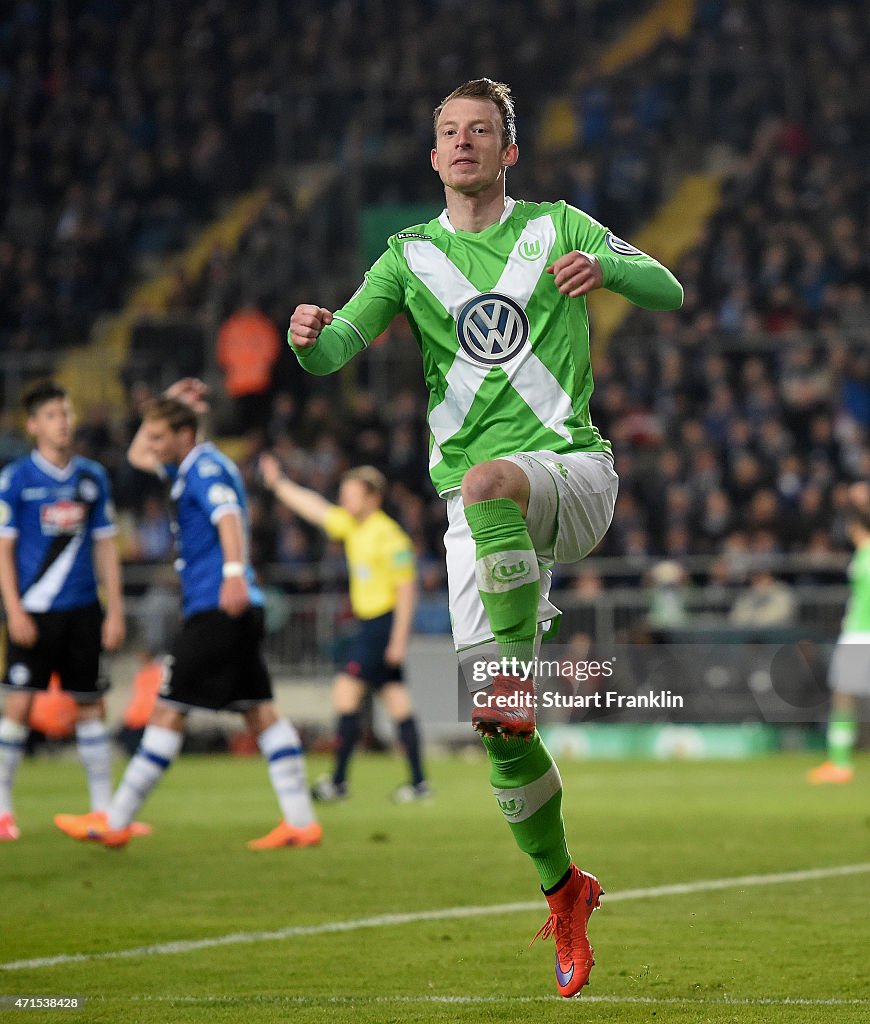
[471,674,536,739]
[247,820,323,851]
[53,811,143,848]
[532,865,603,998]
[0,812,20,841]
[807,761,854,784]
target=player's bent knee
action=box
[244,702,278,735]
[149,702,186,732]
[461,460,527,507]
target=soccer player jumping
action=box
[289,80,683,996]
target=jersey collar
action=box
[177,442,214,477]
[438,196,516,233]
[31,450,76,480]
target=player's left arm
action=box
[216,510,251,617]
[91,469,125,650]
[548,205,683,310]
[291,247,406,376]
[93,536,126,651]
[385,579,417,668]
[384,539,417,667]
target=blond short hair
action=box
[433,78,516,147]
[341,465,387,499]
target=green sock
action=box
[483,730,571,889]
[828,710,857,769]
[465,498,539,663]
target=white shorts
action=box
[828,633,870,697]
[445,450,618,650]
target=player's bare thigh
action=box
[332,673,366,714]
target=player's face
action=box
[431,97,518,196]
[144,418,182,465]
[339,479,377,519]
[27,398,74,453]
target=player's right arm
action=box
[289,247,406,376]
[0,465,37,646]
[127,420,161,475]
[127,378,209,474]
[259,453,334,529]
[0,539,37,646]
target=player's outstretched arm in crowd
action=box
[259,453,334,529]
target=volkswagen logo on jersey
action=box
[456,292,530,365]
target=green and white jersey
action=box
[294,198,682,495]
[843,545,870,634]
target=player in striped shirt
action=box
[289,79,683,996]
[0,381,126,841]
[55,380,321,850]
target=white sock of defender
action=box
[107,725,183,830]
[0,719,28,816]
[257,719,315,827]
[75,719,113,813]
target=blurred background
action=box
[1,0,868,756]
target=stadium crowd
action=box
[1,0,868,598]
[0,0,637,355]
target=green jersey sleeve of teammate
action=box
[843,545,870,634]
[293,199,682,494]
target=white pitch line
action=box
[2,861,869,973]
[131,994,870,1007]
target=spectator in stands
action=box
[216,306,280,431]
[729,570,797,629]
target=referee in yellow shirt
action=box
[260,454,429,802]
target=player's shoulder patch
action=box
[77,476,100,503]
[394,231,433,241]
[0,465,16,492]
[605,232,645,257]
[207,482,238,507]
[196,458,223,479]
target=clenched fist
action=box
[289,305,333,349]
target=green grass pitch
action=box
[1,749,869,1023]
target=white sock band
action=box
[75,719,113,813]
[258,719,315,828]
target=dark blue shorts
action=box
[160,607,273,712]
[2,603,107,702]
[342,612,404,690]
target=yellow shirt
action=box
[323,507,416,619]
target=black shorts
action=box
[160,606,273,712]
[2,603,107,703]
[342,611,404,690]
